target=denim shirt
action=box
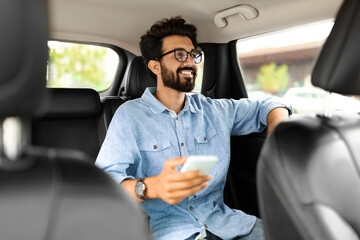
[96,87,292,240]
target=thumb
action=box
[164,157,187,170]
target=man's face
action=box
[159,35,198,93]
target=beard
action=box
[160,63,196,93]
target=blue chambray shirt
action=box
[96,87,292,240]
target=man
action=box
[96,16,292,240]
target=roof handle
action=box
[214,4,259,28]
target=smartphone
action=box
[180,155,218,175]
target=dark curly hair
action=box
[139,16,198,80]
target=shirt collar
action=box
[141,87,198,115]
[185,94,198,114]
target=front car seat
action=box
[0,0,149,239]
[257,0,360,239]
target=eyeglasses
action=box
[154,47,203,64]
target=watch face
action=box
[135,179,145,197]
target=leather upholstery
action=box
[312,0,360,95]
[257,0,360,239]
[258,114,360,240]
[0,1,150,239]
[127,56,156,99]
[32,88,103,160]
[0,150,149,240]
[35,88,101,119]
[100,96,125,127]
[0,0,47,118]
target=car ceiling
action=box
[47,0,343,55]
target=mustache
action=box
[177,67,196,74]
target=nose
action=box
[184,53,196,66]
[180,61,198,74]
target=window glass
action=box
[192,55,204,93]
[237,21,360,114]
[47,41,119,92]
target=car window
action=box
[237,21,360,114]
[47,41,119,92]
[48,41,203,94]
[192,55,204,93]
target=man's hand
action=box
[149,157,211,205]
[121,157,211,205]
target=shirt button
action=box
[189,206,193,210]
[181,142,184,147]
[204,224,208,228]
[153,145,157,149]
[176,117,178,120]
[203,137,207,141]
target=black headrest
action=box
[312,0,360,95]
[34,88,101,119]
[127,56,156,99]
[0,0,48,118]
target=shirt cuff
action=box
[262,102,293,125]
[109,172,136,185]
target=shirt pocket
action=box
[194,127,226,161]
[138,138,172,176]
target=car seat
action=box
[0,0,149,239]
[256,0,360,239]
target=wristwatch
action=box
[135,178,147,200]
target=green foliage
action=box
[257,62,289,94]
[48,44,109,91]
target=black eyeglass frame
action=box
[153,47,203,64]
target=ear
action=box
[148,60,160,76]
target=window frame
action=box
[47,39,127,96]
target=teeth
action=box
[180,71,192,75]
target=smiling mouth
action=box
[179,70,193,76]
[178,68,196,79]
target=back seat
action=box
[32,88,103,162]
[125,56,156,99]
[100,55,155,131]
[100,96,125,130]
[31,56,154,163]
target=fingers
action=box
[159,157,213,205]
[165,175,211,192]
[163,157,187,170]
[161,174,211,205]
[166,169,202,182]
[163,157,212,180]
[163,182,209,204]
[169,182,208,198]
